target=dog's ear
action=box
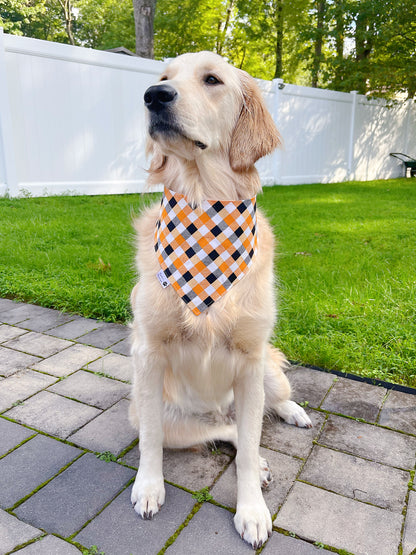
[229,71,281,172]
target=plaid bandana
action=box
[154,187,258,315]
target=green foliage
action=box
[154,0,228,58]
[0,0,47,36]
[82,546,105,555]
[1,0,415,97]
[74,0,135,51]
[0,193,147,322]
[192,487,213,502]
[96,451,117,462]
[153,0,311,82]
[305,0,416,98]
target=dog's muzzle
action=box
[144,84,207,149]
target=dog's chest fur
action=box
[132,202,277,407]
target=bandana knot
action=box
[155,187,257,315]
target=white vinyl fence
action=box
[1,29,415,197]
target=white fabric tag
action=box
[156,269,170,288]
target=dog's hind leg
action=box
[264,345,312,428]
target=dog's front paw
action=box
[234,500,272,549]
[131,471,165,520]
[276,400,313,428]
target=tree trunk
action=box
[274,0,283,79]
[216,0,234,55]
[355,8,373,94]
[311,0,325,88]
[133,0,157,59]
[58,0,75,45]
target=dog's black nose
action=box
[144,84,178,112]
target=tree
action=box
[133,0,157,58]
[368,0,416,99]
[2,0,416,99]
[75,0,135,51]
[231,0,310,81]
[311,0,326,87]
[154,0,233,59]
[0,0,47,36]
[58,0,75,44]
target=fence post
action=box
[271,78,284,185]
[347,90,358,181]
[0,28,18,197]
[403,99,413,157]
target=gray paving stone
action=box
[32,344,106,377]
[262,532,332,554]
[168,501,253,554]
[122,442,232,492]
[285,366,336,408]
[15,535,81,555]
[275,482,403,555]
[77,323,129,349]
[3,332,72,358]
[0,417,35,456]
[0,298,24,313]
[379,389,416,435]
[0,434,80,508]
[0,324,28,343]
[48,370,130,409]
[121,444,141,468]
[321,377,386,421]
[300,445,409,512]
[14,452,135,537]
[164,447,231,492]
[86,352,132,382]
[47,317,105,340]
[69,399,137,455]
[5,391,101,439]
[0,509,42,555]
[0,304,43,325]
[19,308,77,333]
[261,410,325,458]
[319,414,416,469]
[211,447,302,514]
[403,490,416,555]
[110,338,131,356]
[0,347,41,377]
[75,483,195,555]
[0,370,57,412]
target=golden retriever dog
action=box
[129,51,312,549]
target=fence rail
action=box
[1,29,415,198]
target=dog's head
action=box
[144,52,280,174]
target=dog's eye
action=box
[205,75,222,85]
[160,76,168,81]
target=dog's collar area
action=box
[154,187,257,315]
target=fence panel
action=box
[276,85,354,184]
[0,32,166,197]
[353,98,412,181]
[0,31,414,197]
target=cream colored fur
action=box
[129,51,311,550]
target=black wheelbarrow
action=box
[389,153,416,177]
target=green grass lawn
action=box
[1,179,415,387]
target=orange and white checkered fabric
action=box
[154,187,258,315]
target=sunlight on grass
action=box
[1,179,415,386]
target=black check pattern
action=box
[154,188,258,315]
